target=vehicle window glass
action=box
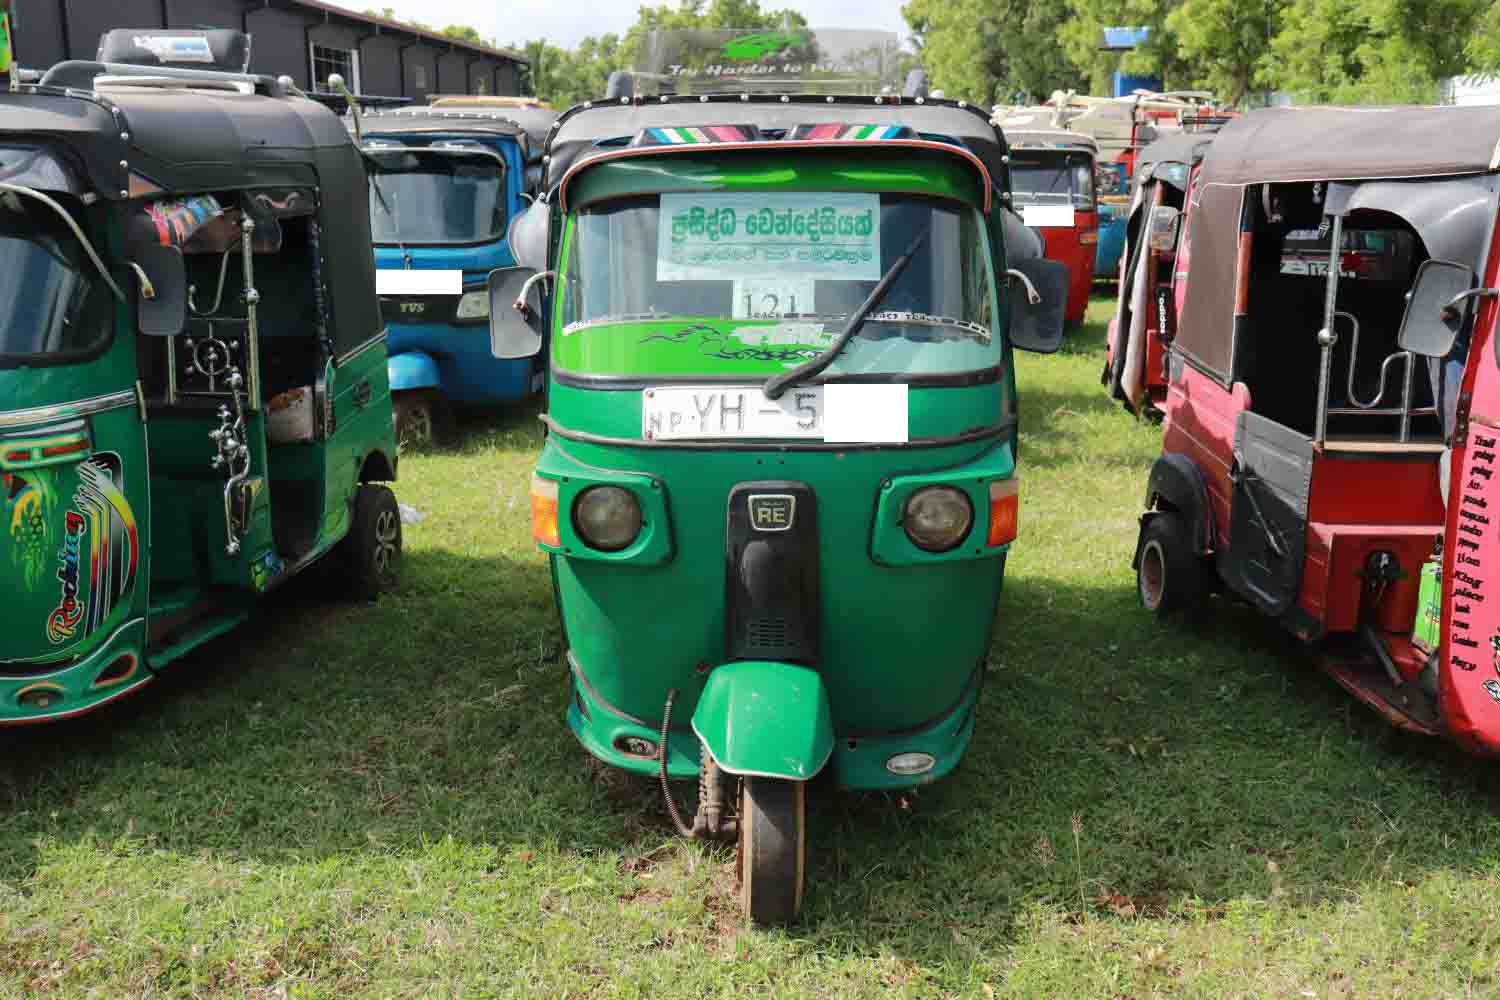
[0,196,111,366]
[555,192,998,378]
[369,151,507,245]
[1010,152,1094,209]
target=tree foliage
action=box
[906,0,1493,107]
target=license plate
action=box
[643,386,822,440]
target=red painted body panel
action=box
[1440,215,1500,752]
[1037,209,1098,323]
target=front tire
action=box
[339,484,402,600]
[737,777,806,925]
[1137,512,1203,615]
[394,390,449,449]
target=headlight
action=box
[455,289,489,320]
[902,486,973,553]
[573,486,642,552]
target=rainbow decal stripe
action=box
[790,123,916,141]
[635,125,760,146]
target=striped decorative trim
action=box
[789,123,915,141]
[634,124,760,146]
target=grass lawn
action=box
[7,294,1500,998]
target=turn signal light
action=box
[987,479,1019,547]
[1079,229,1099,245]
[531,475,560,547]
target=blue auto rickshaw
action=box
[356,103,556,443]
[1094,160,1129,282]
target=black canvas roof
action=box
[1199,105,1500,186]
[0,69,358,198]
[544,95,1005,189]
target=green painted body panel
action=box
[0,225,398,725]
[690,660,834,780]
[545,148,1018,790]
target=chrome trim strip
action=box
[338,329,389,366]
[0,390,138,429]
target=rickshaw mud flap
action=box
[537,414,1015,452]
[690,661,834,781]
[1320,656,1442,737]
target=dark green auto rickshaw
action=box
[0,37,400,725]
[487,84,1067,923]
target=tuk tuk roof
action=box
[1199,105,1500,186]
[544,94,1005,191]
[1,66,358,198]
[1136,130,1213,172]
[359,107,530,141]
[1002,128,1098,156]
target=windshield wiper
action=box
[762,225,929,400]
[367,173,412,267]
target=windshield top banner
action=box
[657,192,881,283]
[634,28,907,96]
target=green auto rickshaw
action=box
[0,42,400,725]
[486,81,1067,923]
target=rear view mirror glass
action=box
[1147,205,1181,254]
[134,243,187,337]
[488,266,544,359]
[1008,257,1070,354]
[1399,259,1474,357]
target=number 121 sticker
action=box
[733,278,817,319]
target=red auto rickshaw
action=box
[1134,105,1500,752]
[1104,130,1217,416]
[1004,129,1099,325]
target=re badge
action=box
[747,494,795,532]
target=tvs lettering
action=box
[400,302,426,315]
[47,512,86,644]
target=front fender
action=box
[691,661,833,781]
[388,350,442,393]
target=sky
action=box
[339,0,911,51]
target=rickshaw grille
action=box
[725,482,819,665]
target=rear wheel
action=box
[1137,512,1203,615]
[394,390,449,449]
[737,777,806,925]
[339,484,402,600]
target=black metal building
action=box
[13,0,526,100]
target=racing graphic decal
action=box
[46,453,139,645]
[4,468,57,589]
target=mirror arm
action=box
[127,261,156,300]
[1006,267,1042,305]
[1441,286,1499,321]
[513,269,555,318]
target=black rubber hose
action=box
[659,689,695,837]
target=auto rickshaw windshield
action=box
[369,150,508,246]
[1010,152,1095,209]
[555,192,1000,378]
[0,194,110,364]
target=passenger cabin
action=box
[1163,105,1500,639]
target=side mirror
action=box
[1147,205,1181,254]
[133,244,188,336]
[488,266,544,359]
[1007,256,1069,354]
[1399,259,1475,357]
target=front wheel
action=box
[1136,511,1203,615]
[737,777,806,925]
[339,484,402,600]
[393,390,450,449]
